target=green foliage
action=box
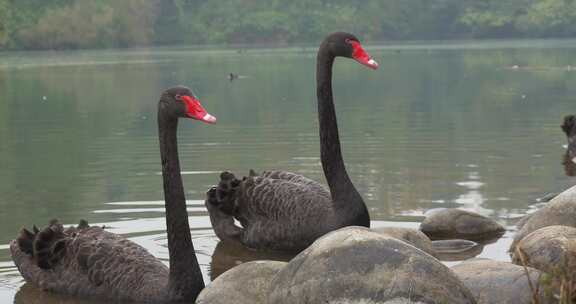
[519,0,576,36]
[1,0,576,50]
[0,0,10,47]
[14,0,158,49]
[15,2,114,49]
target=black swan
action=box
[562,115,576,176]
[206,32,378,251]
[10,86,216,302]
[562,115,576,156]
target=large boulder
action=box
[512,225,576,278]
[197,260,287,304]
[511,185,576,251]
[451,259,552,304]
[267,226,476,304]
[515,193,558,230]
[420,209,505,241]
[372,227,436,257]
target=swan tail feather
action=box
[33,220,68,269]
[17,228,36,255]
[207,171,242,215]
[205,186,244,241]
[15,220,69,270]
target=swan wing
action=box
[239,175,331,220]
[209,171,331,219]
[207,171,335,250]
[259,170,328,193]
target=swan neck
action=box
[158,111,204,299]
[316,48,356,201]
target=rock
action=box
[537,192,559,203]
[420,209,505,241]
[515,213,533,230]
[267,226,476,304]
[511,185,576,251]
[372,227,436,256]
[197,260,287,304]
[451,259,552,304]
[515,193,559,230]
[512,225,576,278]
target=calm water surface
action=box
[1,39,576,303]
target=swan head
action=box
[323,32,378,70]
[160,86,217,124]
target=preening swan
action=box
[206,32,378,251]
[10,86,215,302]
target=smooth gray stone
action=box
[512,225,576,277]
[420,209,505,241]
[267,226,476,304]
[511,185,576,251]
[452,259,553,304]
[197,260,287,304]
[372,227,436,257]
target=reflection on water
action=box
[14,284,104,304]
[434,243,485,262]
[1,39,576,302]
[209,240,294,280]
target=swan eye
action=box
[345,38,352,44]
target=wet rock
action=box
[197,260,287,304]
[420,209,505,241]
[451,259,552,304]
[511,185,576,251]
[372,227,436,256]
[512,225,576,278]
[515,213,533,230]
[515,193,559,230]
[267,226,476,304]
[537,192,560,203]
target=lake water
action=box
[1,39,576,303]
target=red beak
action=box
[181,95,217,124]
[350,41,378,70]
